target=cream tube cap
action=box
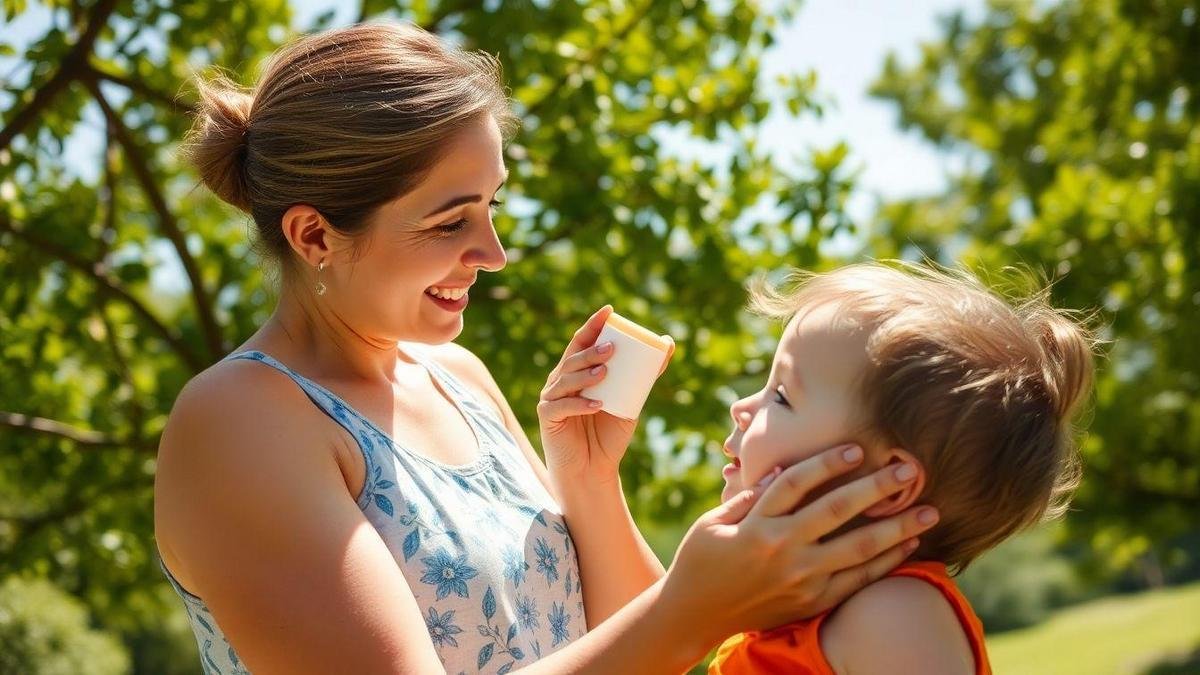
[580,312,672,420]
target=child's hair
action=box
[749,261,1096,572]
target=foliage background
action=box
[0,0,1196,671]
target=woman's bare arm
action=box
[155,363,445,674]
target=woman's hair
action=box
[750,261,1097,572]
[183,22,516,268]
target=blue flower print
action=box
[476,587,526,670]
[371,465,396,517]
[552,520,573,556]
[534,537,559,586]
[548,601,570,646]
[420,549,479,600]
[516,595,539,631]
[400,501,461,561]
[502,546,529,587]
[425,607,464,649]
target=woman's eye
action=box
[435,218,468,234]
[772,385,790,408]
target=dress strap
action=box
[223,350,381,510]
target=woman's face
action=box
[326,116,508,346]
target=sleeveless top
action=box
[159,348,587,675]
[708,561,992,675]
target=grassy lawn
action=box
[987,581,1200,674]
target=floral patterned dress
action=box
[159,348,586,674]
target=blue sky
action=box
[761,0,981,217]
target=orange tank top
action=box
[708,561,991,675]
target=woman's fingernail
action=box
[588,399,603,408]
[904,538,920,553]
[596,342,613,353]
[894,463,917,482]
[841,445,863,463]
[918,507,939,525]
[590,365,604,375]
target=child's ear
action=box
[863,448,926,518]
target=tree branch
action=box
[0,411,155,453]
[85,77,226,362]
[87,62,195,116]
[0,0,119,151]
[0,213,204,372]
[95,123,118,264]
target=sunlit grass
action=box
[987,581,1200,675]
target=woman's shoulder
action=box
[154,354,357,592]
[166,352,313,432]
[156,352,348,495]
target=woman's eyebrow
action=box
[422,177,508,219]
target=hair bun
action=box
[185,75,254,212]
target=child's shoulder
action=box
[820,573,979,674]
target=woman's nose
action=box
[466,222,507,272]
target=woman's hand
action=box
[659,444,940,646]
[537,305,673,486]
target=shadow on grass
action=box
[1140,641,1200,675]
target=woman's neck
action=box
[243,282,404,385]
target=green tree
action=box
[868,0,1200,578]
[0,0,853,665]
[0,576,130,675]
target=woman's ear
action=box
[281,204,333,266]
[863,447,926,518]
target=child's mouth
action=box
[721,456,741,480]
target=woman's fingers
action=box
[536,396,603,424]
[557,305,613,365]
[541,363,607,401]
[710,485,763,525]
[815,505,938,572]
[795,461,923,539]
[808,537,920,615]
[554,339,615,379]
[749,444,865,519]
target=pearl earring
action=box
[315,260,327,296]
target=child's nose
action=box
[729,397,754,428]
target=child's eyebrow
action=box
[777,359,804,394]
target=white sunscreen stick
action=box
[581,311,672,420]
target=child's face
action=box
[721,303,872,503]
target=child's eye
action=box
[489,198,503,209]
[772,385,791,408]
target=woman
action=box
[153,22,937,674]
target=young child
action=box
[708,262,1095,675]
